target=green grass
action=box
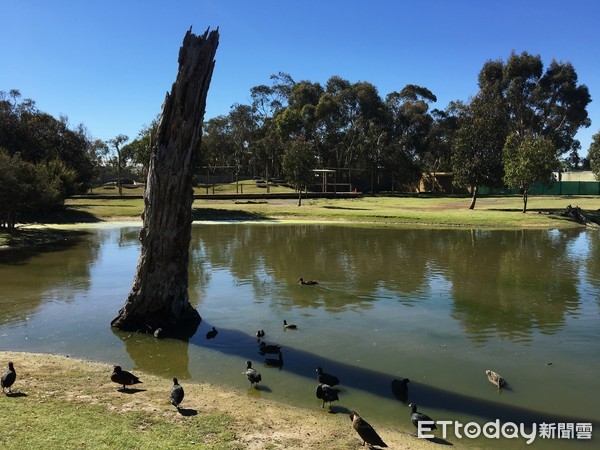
[0,396,236,449]
[2,194,599,248]
[191,195,600,229]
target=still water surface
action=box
[1,223,599,448]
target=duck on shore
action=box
[111,365,142,391]
[170,377,184,409]
[1,361,16,393]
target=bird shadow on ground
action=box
[5,392,27,398]
[424,436,453,446]
[177,408,198,416]
[117,388,146,394]
[327,405,351,415]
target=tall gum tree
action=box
[111,28,219,338]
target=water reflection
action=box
[188,225,588,342]
[0,230,97,327]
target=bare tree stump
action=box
[111,28,219,338]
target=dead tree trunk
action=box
[111,28,219,338]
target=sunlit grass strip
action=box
[57,195,600,229]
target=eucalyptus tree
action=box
[502,133,557,213]
[122,118,159,180]
[423,105,459,174]
[106,134,129,196]
[589,131,600,180]
[452,61,508,208]
[282,138,316,206]
[502,51,590,162]
[276,80,324,169]
[250,71,294,122]
[385,84,437,190]
[0,90,96,194]
[228,103,258,175]
[202,115,236,168]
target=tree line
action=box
[2,50,599,227]
[192,51,594,211]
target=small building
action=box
[557,171,597,182]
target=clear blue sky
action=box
[1,0,598,155]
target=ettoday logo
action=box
[417,420,593,444]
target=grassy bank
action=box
[2,195,599,247]
[0,351,435,449]
[65,194,598,228]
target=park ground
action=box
[0,351,443,449]
[2,194,599,248]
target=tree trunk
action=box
[522,190,528,213]
[117,151,123,197]
[298,188,302,207]
[469,185,478,210]
[111,28,219,339]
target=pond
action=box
[1,223,599,448]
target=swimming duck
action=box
[256,329,265,339]
[391,378,410,403]
[485,369,506,389]
[316,383,339,409]
[245,360,262,388]
[259,342,282,354]
[283,320,297,330]
[349,411,388,448]
[298,277,318,285]
[264,351,284,368]
[1,361,16,394]
[316,366,340,386]
[111,365,142,391]
[205,326,218,340]
[409,403,437,432]
[170,377,184,409]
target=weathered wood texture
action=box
[111,28,219,337]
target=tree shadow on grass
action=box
[22,207,104,224]
[192,207,273,222]
[322,206,369,211]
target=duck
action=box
[111,365,142,391]
[245,360,262,388]
[409,403,437,432]
[205,326,218,340]
[316,383,339,409]
[259,342,282,354]
[349,411,388,448]
[391,378,410,403]
[283,320,297,330]
[298,277,318,285]
[1,361,16,394]
[256,329,265,339]
[316,366,340,386]
[170,377,184,409]
[485,369,506,389]
[264,351,284,368]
